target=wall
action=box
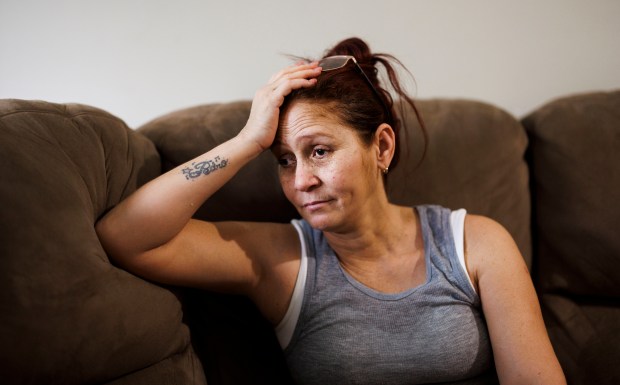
[1,0,619,128]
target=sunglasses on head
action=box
[318,55,392,122]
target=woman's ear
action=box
[374,123,396,172]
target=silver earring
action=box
[382,167,389,175]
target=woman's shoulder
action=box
[463,214,515,253]
[462,214,525,289]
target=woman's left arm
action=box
[464,215,566,385]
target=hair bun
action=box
[324,37,374,65]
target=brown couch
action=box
[0,90,618,384]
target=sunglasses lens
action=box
[319,56,351,71]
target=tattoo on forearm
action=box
[181,156,229,180]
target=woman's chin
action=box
[298,210,327,229]
[301,212,344,232]
[296,200,349,231]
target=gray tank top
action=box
[285,205,498,385]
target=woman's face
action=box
[272,102,383,232]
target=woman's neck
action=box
[324,203,425,293]
[324,203,418,263]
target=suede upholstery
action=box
[0,90,618,384]
[0,100,206,385]
[523,91,620,384]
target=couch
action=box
[0,90,618,384]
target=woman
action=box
[96,37,565,384]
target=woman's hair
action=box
[280,37,427,171]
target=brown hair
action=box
[280,37,427,171]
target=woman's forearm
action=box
[96,133,262,262]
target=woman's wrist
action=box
[234,127,271,159]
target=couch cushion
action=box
[523,90,620,297]
[541,294,620,385]
[524,90,620,384]
[0,100,206,384]
[389,99,531,265]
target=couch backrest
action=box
[522,90,620,384]
[524,90,620,297]
[140,98,532,265]
[0,99,205,384]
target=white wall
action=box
[1,0,619,128]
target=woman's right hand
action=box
[239,61,321,153]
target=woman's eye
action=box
[312,148,329,158]
[278,155,295,167]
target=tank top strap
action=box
[416,205,479,303]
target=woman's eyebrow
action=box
[274,130,337,148]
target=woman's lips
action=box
[302,199,333,211]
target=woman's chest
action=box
[285,286,495,385]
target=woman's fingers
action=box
[269,75,317,99]
[268,61,320,83]
[267,63,321,100]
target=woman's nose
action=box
[294,162,320,191]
